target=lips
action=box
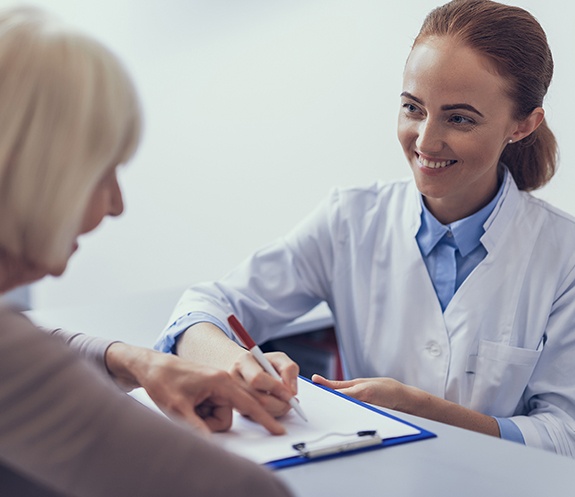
[417,154,457,169]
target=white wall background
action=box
[3,0,573,310]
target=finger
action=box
[195,403,214,419]
[253,390,292,418]
[197,404,234,433]
[172,408,211,437]
[333,386,361,398]
[237,357,293,405]
[344,386,383,406]
[227,387,286,435]
[311,374,355,389]
[267,353,300,394]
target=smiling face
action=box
[397,36,524,224]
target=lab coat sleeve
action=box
[510,266,575,457]
[156,190,341,352]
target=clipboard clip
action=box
[292,430,382,458]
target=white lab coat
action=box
[162,171,575,456]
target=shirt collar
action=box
[416,168,507,257]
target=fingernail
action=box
[281,391,293,402]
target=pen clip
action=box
[292,430,382,458]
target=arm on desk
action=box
[46,326,285,434]
[104,341,286,435]
[312,375,500,437]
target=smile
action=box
[417,155,457,169]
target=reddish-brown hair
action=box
[414,0,557,191]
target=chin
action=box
[412,176,449,199]
[49,262,68,277]
[45,256,70,278]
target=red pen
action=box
[228,315,308,422]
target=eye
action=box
[401,102,425,120]
[449,114,475,125]
[402,102,418,113]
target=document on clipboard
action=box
[210,377,435,469]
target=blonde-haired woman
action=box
[0,7,292,497]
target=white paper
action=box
[210,378,420,464]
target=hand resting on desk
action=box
[312,374,500,437]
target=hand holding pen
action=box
[228,315,308,422]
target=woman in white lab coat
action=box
[158,0,575,456]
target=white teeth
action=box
[419,157,456,169]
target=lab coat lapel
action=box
[441,175,542,403]
[369,181,451,397]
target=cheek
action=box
[457,132,503,165]
[397,118,415,152]
[79,193,107,235]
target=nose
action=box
[109,174,124,217]
[415,118,444,155]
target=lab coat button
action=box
[426,341,442,357]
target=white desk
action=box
[29,290,575,497]
[278,410,575,496]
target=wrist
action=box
[105,342,150,390]
[400,384,430,416]
[228,347,252,373]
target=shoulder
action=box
[515,193,575,280]
[317,177,417,243]
[522,193,575,234]
[327,176,415,212]
[0,305,35,336]
[497,173,575,240]
[0,305,72,365]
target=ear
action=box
[510,107,545,142]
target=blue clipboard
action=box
[266,377,436,470]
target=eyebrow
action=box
[400,91,484,118]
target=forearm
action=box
[175,322,248,372]
[44,327,112,374]
[314,375,501,438]
[406,386,500,437]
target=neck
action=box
[425,170,503,225]
[424,196,492,225]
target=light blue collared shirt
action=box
[415,169,524,444]
[416,182,504,311]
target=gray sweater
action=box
[0,306,293,497]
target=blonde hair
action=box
[0,7,141,269]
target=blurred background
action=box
[1,0,573,316]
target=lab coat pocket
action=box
[467,340,542,417]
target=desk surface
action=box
[28,290,575,497]
[279,409,575,496]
